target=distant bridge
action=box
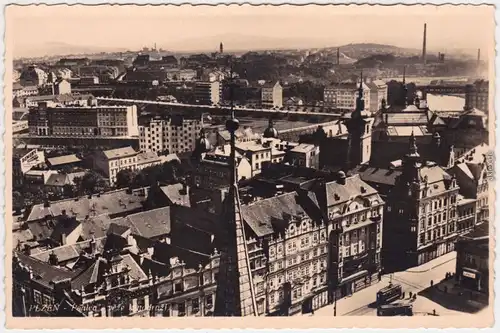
[95,97,342,120]
[417,84,467,96]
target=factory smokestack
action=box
[422,23,427,64]
[477,48,481,63]
[337,48,340,65]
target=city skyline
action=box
[8,4,494,58]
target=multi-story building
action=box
[51,79,71,95]
[366,79,387,113]
[240,170,384,315]
[13,83,39,98]
[19,66,48,87]
[455,221,489,293]
[465,80,489,112]
[261,81,283,109]
[323,81,370,113]
[286,144,320,169]
[193,145,252,189]
[383,133,461,270]
[138,115,203,154]
[94,146,162,185]
[28,101,139,138]
[451,143,490,225]
[194,81,221,105]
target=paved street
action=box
[303,252,463,317]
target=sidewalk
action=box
[406,251,457,273]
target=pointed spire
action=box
[353,71,365,117]
[214,53,258,317]
[408,130,418,156]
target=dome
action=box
[263,119,279,138]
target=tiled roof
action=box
[385,112,428,125]
[45,174,71,187]
[121,254,148,281]
[47,154,81,166]
[32,237,106,263]
[322,174,379,206]
[15,252,77,288]
[27,189,145,222]
[290,143,316,153]
[124,207,171,239]
[136,151,160,164]
[241,191,319,237]
[160,184,191,207]
[353,165,402,186]
[102,146,137,160]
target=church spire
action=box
[402,66,408,107]
[353,71,365,118]
[408,130,419,157]
[214,56,258,317]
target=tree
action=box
[13,191,24,213]
[75,171,107,195]
[116,169,136,189]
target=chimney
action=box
[337,48,340,65]
[477,48,481,64]
[422,23,427,64]
[49,251,59,266]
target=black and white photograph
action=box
[4,3,495,328]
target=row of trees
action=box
[13,160,185,214]
[115,160,184,189]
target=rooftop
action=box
[102,146,138,160]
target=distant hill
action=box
[14,42,129,59]
[322,43,420,59]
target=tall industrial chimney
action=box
[337,48,340,65]
[477,48,481,63]
[422,23,427,64]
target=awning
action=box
[340,270,368,285]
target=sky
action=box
[6,4,495,58]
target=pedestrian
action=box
[409,291,413,298]
[430,280,434,287]
[311,308,315,315]
[433,309,436,316]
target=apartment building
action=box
[94,146,162,185]
[194,81,221,105]
[366,79,388,113]
[139,115,203,155]
[465,80,489,112]
[28,101,139,138]
[324,82,370,112]
[261,81,283,108]
[383,134,461,270]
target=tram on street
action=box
[376,283,402,306]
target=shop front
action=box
[460,268,483,292]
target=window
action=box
[178,303,186,316]
[192,298,200,313]
[137,297,146,311]
[33,290,43,305]
[205,294,213,309]
[174,282,183,293]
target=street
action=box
[305,251,465,316]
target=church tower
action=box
[344,72,374,169]
[213,61,258,317]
